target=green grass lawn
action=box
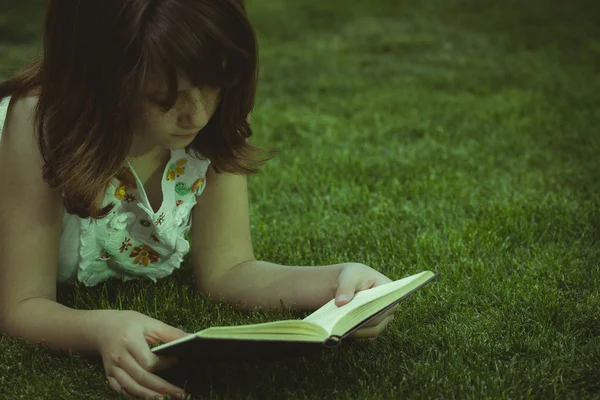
[1,0,599,398]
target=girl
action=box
[0,1,398,399]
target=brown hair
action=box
[0,0,276,219]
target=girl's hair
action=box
[0,0,276,219]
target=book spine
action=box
[323,335,342,348]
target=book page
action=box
[196,320,327,339]
[151,320,328,353]
[303,271,434,335]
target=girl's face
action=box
[130,73,221,156]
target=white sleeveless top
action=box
[0,95,211,286]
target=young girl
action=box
[0,1,398,398]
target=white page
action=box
[303,271,433,334]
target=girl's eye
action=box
[146,86,211,105]
[147,96,165,105]
[147,90,182,103]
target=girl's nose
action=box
[177,93,205,129]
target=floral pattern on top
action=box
[130,244,160,267]
[191,177,205,193]
[155,212,166,226]
[175,182,191,196]
[97,249,112,261]
[166,159,188,181]
[114,167,138,200]
[120,238,133,253]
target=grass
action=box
[1,0,599,398]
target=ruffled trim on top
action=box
[77,218,115,286]
[164,159,208,269]
[166,222,193,270]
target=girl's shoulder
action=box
[2,88,41,152]
[0,84,63,213]
[0,86,57,198]
[2,86,41,132]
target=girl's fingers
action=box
[152,356,179,373]
[107,376,130,398]
[350,314,395,339]
[366,308,395,327]
[109,367,169,399]
[367,306,398,325]
[115,350,185,399]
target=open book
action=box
[152,270,439,363]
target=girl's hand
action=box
[92,310,189,399]
[333,263,399,341]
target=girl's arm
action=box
[0,94,101,358]
[191,166,256,295]
[5,299,107,359]
[190,166,344,312]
